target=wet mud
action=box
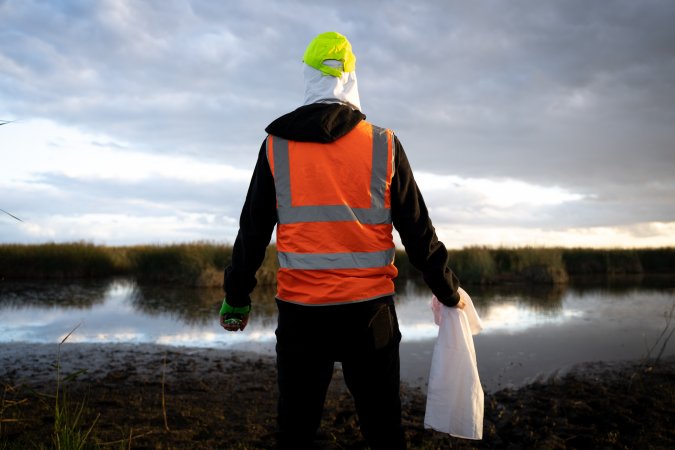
[1,344,673,449]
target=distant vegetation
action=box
[0,242,673,286]
[0,242,229,286]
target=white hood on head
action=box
[303,60,361,111]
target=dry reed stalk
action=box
[0,385,23,434]
[98,428,156,448]
[162,353,170,432]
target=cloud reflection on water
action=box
[3,277,674,390]
[0,278,672,350]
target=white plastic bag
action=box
[424,287,484,440]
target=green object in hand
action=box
[219,298,251,316]
[220,298,251,328]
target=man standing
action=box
[220,31,462,450]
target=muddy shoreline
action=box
[1,343,673,449]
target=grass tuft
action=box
[53,324,99,450]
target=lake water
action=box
[1,277,674,392]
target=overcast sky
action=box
[1,0,674,248]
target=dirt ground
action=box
[1,343,673,449]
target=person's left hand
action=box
[455,296,466,310]
[455,287,469,310]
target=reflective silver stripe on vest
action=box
[269,124,392,224]
[370,125,388,209]
[271,136,292,208]
[278,248,395,270]
[277,205,390,225]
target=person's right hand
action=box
[220,312,249,331]
[219,298,251,332]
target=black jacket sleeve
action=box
[223,140,277,307]
[390,135,461,306]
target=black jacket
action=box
[224,103,460,307]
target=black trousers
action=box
[275,296,406,450]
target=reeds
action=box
[127,242,231,285]
[450,246,497,284]
[562,248,644,276]
[0,242,122,279]
[0,242,231,286]
[1,242,673,286]
[396,246,569,284]
[399,246,673,284]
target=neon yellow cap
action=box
[303,31,356,77]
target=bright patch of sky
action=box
[415,172,585,208]
[2,119,251,184]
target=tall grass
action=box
[53,325,99,450]
[0,242,232,286]
[402,246,672,284]
[441,247,568,284]
[449,246,497,284]
[636,248,675,273]
[0,243,673,286]
[562,248,644,276]
[127,242,231,286]
[0,243,122,279]
[493,247,568,284]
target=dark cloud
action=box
[366,0,675,193]
[1,0,674,244]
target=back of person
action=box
[220,31,462,450]
[267,118,398,305]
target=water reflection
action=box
[0,277,649,342]
[2,276,674,390]
[128,283,222,326]
[396,278,567,311]
[393,280,570,337]
[469,284,568,333]
[0,279,109,309]
[569,274,675,293]
[470,283,567,312]
[128,282,279,327]
[0,279,284,350]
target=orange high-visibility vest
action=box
[267,120,398,305]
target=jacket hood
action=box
[302,61,361,111]
[265,103,365,143]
